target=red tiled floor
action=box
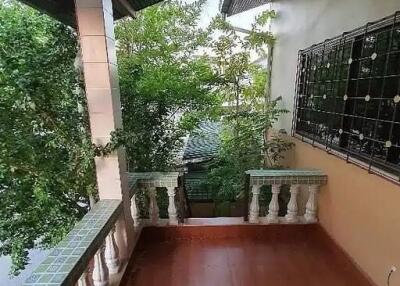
[122,224,373,286]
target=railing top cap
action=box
[245,169,326,177]
[127,172,180,195]
[128,172,180,180]
[24,199,122,286]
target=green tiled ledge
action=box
[24,200,122,286]
[127,172,179,196]
[246,169,327,185]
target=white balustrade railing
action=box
[167,187,178,225]
[266,184,281,223]
[131,186,179,226]
[304,184,319,223]
[77,271,88,286]
[24,172,180,286]
[285,184,300,223]
[28,170,325,286]
[93,245,109,286]
[130,193,140,227]
[249,185,261,223]
[127,172,180,227]
[246,169,327,224]
[105,227,120,274]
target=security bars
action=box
[293,11,400,180]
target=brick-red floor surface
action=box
[122,224,373,286]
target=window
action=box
[293,12,400,179]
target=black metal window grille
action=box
[293,12,400,180]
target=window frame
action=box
[292,11,400,183]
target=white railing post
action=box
[148,188,159,225]
[304,184,319,223]
[249,185,261,223]
[105,228,120,274]
[285,184,300,223]
[167,187,178,225]
[92,245,109,286]
[130,194,140,227]
[77,270,88,286]
[266,184,281,223]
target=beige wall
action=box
[286,139,400,286]
[270,1,400,285]
[270,0,400,132]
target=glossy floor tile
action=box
[123,224,373,286]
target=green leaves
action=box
[0,1,95,275]
[205,9,293,202]
[107,0,218,172]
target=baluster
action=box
[167,187,178,225]
[105,228,119,274]
[148,188,159,225]
[249,185,261,223]
[304,184,319,223]
[130,194,140,227]
[77,270,88,286]
[266,184,281,223]
[92,245,109,286]
[285,184,300,223]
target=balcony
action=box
[124,224,371,286]
[23,170,373,286]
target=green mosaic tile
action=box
[127,172,180,196]
[71,248,86,256]
[46,264,61,273]
[38,274,54,283]
[245,169,325,177]
[42,257,56,265]
[24,199,122,286]
[34,264,49,273]
[246,169,327,186]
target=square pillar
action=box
[74,0,134,257]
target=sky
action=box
[195,0,270,63]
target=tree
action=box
[105,0,219,171]
[206,11,294,202]
[0,1,95,275]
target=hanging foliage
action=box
[0,1,95,275]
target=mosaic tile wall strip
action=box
[24,200,122,286]
[246,169,327,186]
[127,172,179,196]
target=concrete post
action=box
[74,0,134,259]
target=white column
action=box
[105,228,120,274]
[304,184,319,223]
[167,187,178,225]
[266,184,281,224]
[249,185,261,223]
[92,246,109,286]
[148,188,159,225]
[285,184,300,223]
[130,194,140,227]
[77,270,88,286]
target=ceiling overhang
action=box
[220,0,269,17]
[19,0,163,27]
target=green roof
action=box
[183,121,221,162]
